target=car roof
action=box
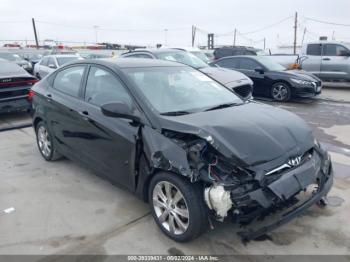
[47,54,80,58]
[216,55,257,60]
[124,48,187,55]
[73,58,186,68]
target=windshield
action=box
[124,66,242,114]
[156,51,208,69]
[56,56,80,66]
[255,56,286,71]
[191,51,210,63]
[255,49,268,56]
[29,53,42,60]
[0,53,21,61]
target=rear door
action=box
[300,44,322,77]
[77,65,140,190]
[45,65,88,159]
[320,43,350,81]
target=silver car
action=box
[34,54,83,79]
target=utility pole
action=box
[32,18,39,49]
[263,38,266,50]
[293,12,298,55]
[332,30,335,40]
[93,25,99,43]
[191,25,196,47]
[208,33,214,50]
[164,29,168,46]
[233,28,237,46]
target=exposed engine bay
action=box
[157,129,333,242]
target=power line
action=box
[215,16,292,37]
[302,16,350,27]
[242,16,293,35]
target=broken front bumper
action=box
[234,148,333,242]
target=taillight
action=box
[0,79,38,87]
[28,90,35,101]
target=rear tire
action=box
[35,121,62,161]
[149,172,208,242]
[271,82,291,101]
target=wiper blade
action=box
[205,103,238,111]
[160,111,191,116]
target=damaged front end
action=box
[141,126,333,242]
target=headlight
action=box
[290,78,313,86]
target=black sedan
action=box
[31,58,333,242]
[210,56,322,101]
[0,60,37,114]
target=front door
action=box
[77,65,140,190]
[320,43,350,81]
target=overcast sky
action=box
[1,0,350,49]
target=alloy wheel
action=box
[152,181,189,235]
[37,126,51,158]
[272,84,288,101]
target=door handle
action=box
[46,94,52,102]
[322,58,331,61]
[79,111,91,121]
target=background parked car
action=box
[214,46,266,60]
[0,60,37,113]
[210,55,322,101]
[170,47,212,63]
[0,51,33,74]
[83,53,111,59]
[120,48,254,99]
[34,54,83,79]
[20,52,43,68]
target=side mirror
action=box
[101,102,140,122]
[48,64,57,69]
[254,68,264,74]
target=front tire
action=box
[35,121,62,161]
[149,172,207,242]
[271,82,291,101]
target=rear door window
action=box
[53,66,85,97]
[240,58,260,70]
[306,44,322,56]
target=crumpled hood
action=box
[159,102,314,166]
[199,66,253,88]
[273,69,321,82]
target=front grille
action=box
[263,149,314,185]
[234,85,252,99]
